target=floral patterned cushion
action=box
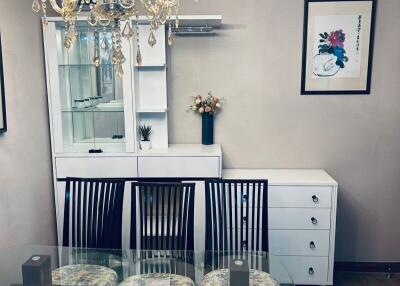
[52,264,118,286]
[199,269,280,286]
[118,273,195,286]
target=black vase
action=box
[202,113,214,145]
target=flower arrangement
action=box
[318,30,349,68]
[190,92,223,115]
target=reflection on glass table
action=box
[1,246,293,286]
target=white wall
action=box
[0,0,56,247]
[168,0,400,262]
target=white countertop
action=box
[138,144,222,157]
[222,169,338,186]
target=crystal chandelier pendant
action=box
[32,0,41,13]
[88,12,98,27]
[136,48,142,66]
[168,23,173,46]
[148,30,157,47]
[101,34,109,50]
[116,64,124,78]
[122,22,134,39]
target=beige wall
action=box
[168,0,400,262]
[0,1,56,247]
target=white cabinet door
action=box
[56,157,138,178]
[269,230,330,256]
[138,157,220,178]
[269,208,331,230]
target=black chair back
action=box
[205,179,269,269]
[130,182,196,251]
[62,177,125,249]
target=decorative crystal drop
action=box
[32,0,41,13]
[148,30,157,47]
[101,35,108,50]
[88,12,97,26]
[42,18,49,28]
[64,36,72,49]
[122,22,134,39]
[136,48,142,66]
[168,29,173,46]
[116,64,124,79]
[93,56,100,67]
[175,18,180,29]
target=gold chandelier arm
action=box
[49,0,79,14]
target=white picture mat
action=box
[304,1,373,92]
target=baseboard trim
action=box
[335,262,400,273]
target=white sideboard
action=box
[222,169,338,286]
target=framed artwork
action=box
[0,33,6,133]
[301,0,377,95]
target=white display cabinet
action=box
[43,16,224,246]
[45,21,136,154]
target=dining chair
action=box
[130,181,196,279]
[204,179,269,270]
[62,177,126,249]
[130,181,196,251]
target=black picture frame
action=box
[0,33,7,133]
[301,0,377,95]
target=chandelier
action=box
[32,0,180,77]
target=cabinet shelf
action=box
[62,107,124,113]
[59,64,115,68]
[137,108,167,113]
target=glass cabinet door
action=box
[46,21,134,154]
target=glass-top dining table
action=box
[0,245,293,286]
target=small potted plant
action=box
[189,92,223,145]
[139,124,152,151]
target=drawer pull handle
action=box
[312,195,319,203]
[311,217,318,225]
[310,241,316,249]
[309,267,315,275]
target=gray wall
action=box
[168,0,400,262]
[0,1,56,247]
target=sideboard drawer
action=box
[269,208,331,230]
[270,256,328,284]
[269,230,330,256]
[56,157,138,178]
[138,156,220,178]
[269,186,332,208]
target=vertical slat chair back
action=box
[205,179,269,270]
[131,182,196,252]
[63,178,126,249]
[130,182,196,279]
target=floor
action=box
[333,272,400,285]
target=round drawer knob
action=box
[311,217,318,225]
[312,195,319,203]
[310,241,316,249]
[309,267,315,275]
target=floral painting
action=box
[313,30,348,77]
[301,0,376,94]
